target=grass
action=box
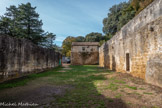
[143,92,153,95]
[0,66,62,90]
[48,65,111,107]
[109,77,126,84]
[107,83,119,91]
[152,106,159,108]
[115,93,122,98]
[0,65,158,107]
[125,85,137,90]
[139,88,145,90]
[108,98,114,102]
[1,65,111,107]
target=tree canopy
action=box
[62,32,105,57]
[85,32,103,42]
[62,36,76,57]
[0,2,57,48]
[131,0,154,15]
[62,0,155,57]
[103,1,135,38]
[102,0,154,39]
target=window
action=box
[82,47,85,51]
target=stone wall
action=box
[0,35,61,82]
[99,0,162,87]
[71,42,99,65]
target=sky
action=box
[0,0,128,46]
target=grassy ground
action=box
[0,65,161,108]
[0,66,62,90]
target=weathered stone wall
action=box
[71,42,99,65]
[99,43,105,67]
[99,0,162,87]
[0,35,61,82]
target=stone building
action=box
[71,42,99,65]
[99,0,162,87]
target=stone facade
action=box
[99,0,162,87]
[71,42,99,65]
[0,35,62,82]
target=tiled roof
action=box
[72,42,99,46]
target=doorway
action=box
[126,53,130,71]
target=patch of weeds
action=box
[98,101,105,107]
[109,77,116,81]
[87,69,95,72]
[109,77,126,84]
[127,93,132,95]
[125,85,137,90]
[139,88,145,90]
[97,89,103,94]
[152,106,159,108]
[108,98,114,102]
[143,92,153,95]
[133,92,142,98]
[107,83,119,91]
[0,66,62,90]
[115,93,122,98]
[133,92,141,95]
[94,80,104,87]
[127,102,132,105]
[120,90,125,92]
[114,80,126,84]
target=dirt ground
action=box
[96,72,162,108]
[0,64,161,108]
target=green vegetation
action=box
[0,66,62,90]
[109,77,126,84]
[0,65,160,107]
[152,106,160,108]
[125,85,137,90]
[143,92,153,95]
[139,88,145,90]
[107,83,119,91]
[0,65,111,107]
[62,0,155,57]
[131,0,154,15]
[103,0,155,39]
[62,32,105,57]
[108,98,114,102]
[0,3,60,49]
[49,65,110,107]
[103,1,135,37]
[115,93,122,98]
[62,36,76,57]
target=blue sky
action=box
[0,0,128,46]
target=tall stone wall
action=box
[99,0,162,87]
[0,35,61,82]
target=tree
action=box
[62,36,76,57]
[0,16,11,35]
[53,44,62,53]
[75,36,85,42]
[43,32,56,48]
[85,32,103,42]
[131,0,154,15]
[102,0,154,40]
[2,5,19,36]
[18,3,45,44]
[0,3,46,45]
[102,2,134,37]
